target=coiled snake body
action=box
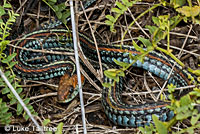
[9,1,196,127]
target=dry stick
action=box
[144,73,157,101]
[80,1,103,79]
[127,8,150,38]
[70,56,101,91]
[16,0,29,13]
[30,92,57,101]
[36,1,40,29]
[163,44,200,57]
[178,25,193,58]
[70,1,87,134]
[124,10,134,45]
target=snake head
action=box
[57,73,84,103]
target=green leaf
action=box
[54,5,59,11]
[145,25,158,35]
[0,6,6,16]
[192,69,200,76]
[122,0,134,7]
[16,88,23,94]
[118,71,125,77]
[61,10,70,24]
[170,0,186,8]
[3,3,11,9]
[4,112,12,120]
[104,69,124,82]
[9,97,17,105]
[116,2,126,11]
[167,83,176,93]
[132,40,145,53]
[152,16,159,26]
[2,53,16,63]
[1,112,12,124]
[43,119,51,126]
[180,94,191,107]
[1,106,9,113]
[4,71,11,77]
[105,20,113,26]
[2,87,10,94]
[106,15,115,22]
[24,114,30,121]
[9,61,17,68]
[191,110,200,125]
[177,6,200,17]
[102,82,113,88]
[137,37,152,48]
[56,3,65,12]
[176,110,192,120]
[24,98,30,104]
[111,8,123,14]
[152,115,168,134]
[114,59,129,68]
[55,122,64,134]
[56,11,62,19]
[140,125,154,134]
[17,103,23,115]
[48,0,57,3]
[104,69,118,77]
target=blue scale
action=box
[44,42,49,48]
[136,60,142,67]
[129,116,136,127]
[169,111,174,120]
[156,61,162,66]
[122,58,129,63]
[160,113,167,121]
[146,109,154,113]
[106,57,112,63]
[118,110,123,115]
[124,110,130,115]
[143,61,149,70]
[113,109,118,114]
[131,111,138,115]
[108,112,112,120]
[112,114,117,124]
[122,116,129,126]
[159,70,166,79]
[146,115,152,122]
[117,116,122,125]
[138,110,144,114]
[154,108,161,112]
[123,52,129,57]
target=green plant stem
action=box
[156,47,184,66]
[155,46,194,73]
[187,0,192,7]
[167,19,170,51]
[42,0,55,12]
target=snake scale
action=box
[9,0,196,127]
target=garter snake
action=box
[9,28,196,127]
[8,0,197,128]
